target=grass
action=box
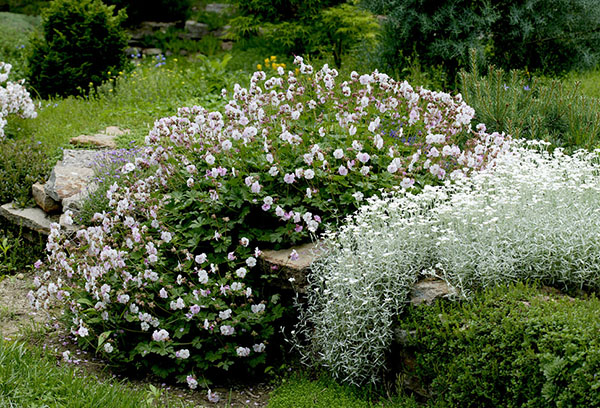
[0,338,172,408]
[267,372,422,408]
[0,11,40,79]
[5,55,240,157]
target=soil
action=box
[0,271,274,408]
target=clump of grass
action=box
[0,339,153,407]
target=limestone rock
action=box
[205,3,229,13]
[60,149,100,168]
[70,133,117,149]
[409,278,452,306]
[62,183,97,215]
[260,242,324,293]
[44,165,95,202]
[32,182,61,213]
[143,48,163,56]
[221,40,233,51]
[184,20,209,39]
[0,203,56,235]
[44,149,99,203]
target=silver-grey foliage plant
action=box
[298,140,600,385]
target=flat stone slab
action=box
[70,134,117,149]
[0,203,57,235]
[205,3,229,13]
[184,20,209,39]
[59,149,101,168]
[260,242,324,292]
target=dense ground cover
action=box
[2,2,600,406]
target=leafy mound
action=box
[30,59,505,387]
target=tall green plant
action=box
[27,0,129,98]
[230,0,379,68]
[460,52,600,150]
[365,0,600,79]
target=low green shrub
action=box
[268,372,421,408]
[399,283,600,408]
[0,137,50,207]
[460,56,600,150]
[27,0,130,98]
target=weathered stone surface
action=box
[0,203,56,235]
[32,182,61,213]
[409,278,451,306]
[44,165,95,202]
[60,149,100,168]
[62,183,97,215]
[221,40,233,51]
[143,48,163,56]
[184,20,209,39]
[43,150,100,203]
[205,3,229,13]
[260,242,324,292]
[70,134,117,149]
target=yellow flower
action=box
[257,64,262,70]
[270,55,276,61]
[264,58,270,64]
[281,63,286,68]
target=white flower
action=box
[304,169,315,179]
[236,346,250,357]
[186,375,198,390]
[246,257,257,268]
[353,191,364,202]
[176,349,190,359]
[219,309,232,320]
[236,267,247,278]
[104,343,114,353]
[253,343,266,353]
[205,153,215,165]
[152,329,169,342]
[122,162,135,173]
[220,325,235,336]
[333,149,344,159]
[251,303,265,313]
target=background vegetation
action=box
[2,0,600,406]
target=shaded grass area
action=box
[0,338,156,408]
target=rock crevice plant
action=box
[29,58,506,387]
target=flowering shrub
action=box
[297,140,600,385]
[0,61,37,140]
[29,58,507,386]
